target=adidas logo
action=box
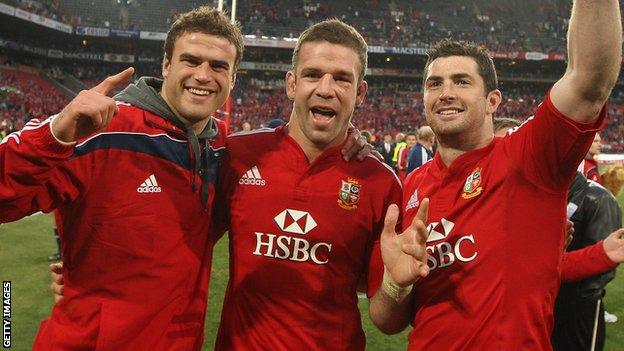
[239,166,266,186]
[405,190,419,211]
[137,174,162,193]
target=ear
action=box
[285,71,296,101]
[230,72,237,91]
[486,89,502,115]
[162,56,170,79]
[355,80,368,106]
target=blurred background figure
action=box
[583,133,603,184]
[375,134,394,168]
[406,126,435,176]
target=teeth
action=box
[439,109,459,115]
[188,88,211,96]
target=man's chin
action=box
[178,109,213,124]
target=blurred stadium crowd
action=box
[5,0,581,52]
[0,0,623,152]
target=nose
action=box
[193,62,213,84]
[438,82,456,102]
[315,74,336,99]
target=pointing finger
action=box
[91,67,135,96]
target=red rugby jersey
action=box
[214,126,401,350]
[402,92,605,351]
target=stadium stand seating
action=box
[0,67,69,134]
[15,0,602,52]
[0,0,622,151]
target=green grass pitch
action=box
[1,192,623,350]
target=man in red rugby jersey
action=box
[211,19,403,350]
[370,1,622,350]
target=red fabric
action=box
[401,92,605,351]
[213,127,402,350]
[561,241,618,282]
[582,158,603,184]
[397,145,411,182]
[1,105,227,350]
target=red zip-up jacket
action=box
[0,103,226,350]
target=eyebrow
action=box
[179,52,230,69]
[426,73,473,82]
[300,67,355,80]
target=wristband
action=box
[382,268,413,302]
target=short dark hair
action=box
[423,39,498,94]
[164,6,244,70]
[292,19,368,83]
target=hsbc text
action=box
[426,235,478,271]
[253,232,332,265]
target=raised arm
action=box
[0,68,134,222]
[550,0,622,121]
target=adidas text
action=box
[137,186,162,193]
[239,178,266,186]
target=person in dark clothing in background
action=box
[552,172,622,351]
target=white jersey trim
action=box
[0,114,54,145]
[228,127,276,139]
[76,131,187,147]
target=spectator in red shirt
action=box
[582,133,603,184]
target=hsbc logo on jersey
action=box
[253,209,332,265]
[274,209,317,234]
[425,218,478,271]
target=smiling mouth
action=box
[435,108,465,117]
[186,87,214,97]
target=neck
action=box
[436,134,493,166]
[160,90,210,135]
[284,124,346,162]
[187,119,210,136]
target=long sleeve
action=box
[0,116,76,222]
[561,241,617,282]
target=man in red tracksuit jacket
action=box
[0,7,242,350]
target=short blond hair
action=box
[602,165,624,196]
